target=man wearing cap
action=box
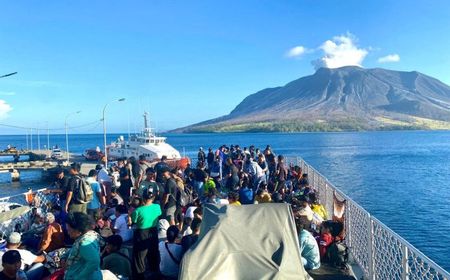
[0,233,46,280]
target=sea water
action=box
[0,131,449,270]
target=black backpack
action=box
[74,175,94,204]
[326,241,349,268]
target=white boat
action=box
[108,112,181,161]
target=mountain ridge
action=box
[173,66,450,132]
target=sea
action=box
[0,131,449,271]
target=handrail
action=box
[293,156,450,280]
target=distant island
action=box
[173,66,450,133]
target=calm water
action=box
[0,131,449,270]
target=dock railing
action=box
[285,156,450,280]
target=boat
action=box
[83,147,104,161]
[108,112,182,162]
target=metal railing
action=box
[289,156,450,280]
[0,189,57,241]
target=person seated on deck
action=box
[113,205,133,243]
[294,210,321,271]
[318,221,335,261]
[309,193,328,221]
[227,191,241,206]
[254,183,272,204]
[63,212,102,280]
[0,232,46,280]
[37,213,65,254]
[239,182,254,205]
[181,217,202,255]
[101,235,132,279]
[159,226,182,280]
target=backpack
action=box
[173,176,193,207]
[326,241,349,268]
[75,175,94,204]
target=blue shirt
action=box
[299,229,320,270]
[87,178,101,210]
[239,187,254,205]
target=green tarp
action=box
[180,203,309,280]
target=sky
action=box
[0,0,449,134]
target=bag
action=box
[326,241,349,268]
[75,175,94,204]
[173,176,193,207]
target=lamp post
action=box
[65,111,81,164]
[103,98,125,168]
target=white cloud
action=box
[286,45,307,58]
[0,91,16,96]
[0,100,12,120]
[312,34,368,69]
[378,54,400,63]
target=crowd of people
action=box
[0,144,345,280]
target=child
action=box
[318,221,334,260]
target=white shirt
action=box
[185,206,197,219]
[114,214,133,242]
[97,168,112,183]
[159,242,182,278]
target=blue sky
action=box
[0,0,449,134]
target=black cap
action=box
[95,164,103,170]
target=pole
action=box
[65,111,81,164]
[103,104,108,168]
[37,127,40,151]
[47,123,50,157]
[103,98,125,168]
[25,129,29,151]
[30,128,33,151]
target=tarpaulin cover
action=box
[179,203,308,280]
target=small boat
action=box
[108,112,182,162]
[83,147,104,161]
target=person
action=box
[239,184,254,205]
[114,205,133,243]
[227,191,241,206]
[0,250,26,280]
[181,217,202,255]
[224,158,239,191]
[135,155,151,190]
[0,233,45,280]
[138,168,160,205]
[197,147,206,164]
[161,168,178,225]
[206,148,214,170]
[95,164,112,203]
[65,163,87,214]
[318,221,334,260]
[37,212,65,254]
[154,156,169,184]
[101,235,132,279]
[191,163,208,195]
[63,212,102,280]
[118,159,133,204]
[309,193,328,220]
[275,155,288,190]
[131,185,162,280]
[87,169,105,220]
[159,226,182,279]
[294,211,320,270]
[203,175,216,197]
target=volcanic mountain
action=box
[175,66,450,132]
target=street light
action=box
[103,98,125,168]
[65,110,81,164]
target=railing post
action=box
[368,217,375,280]
[402,245,409,280]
